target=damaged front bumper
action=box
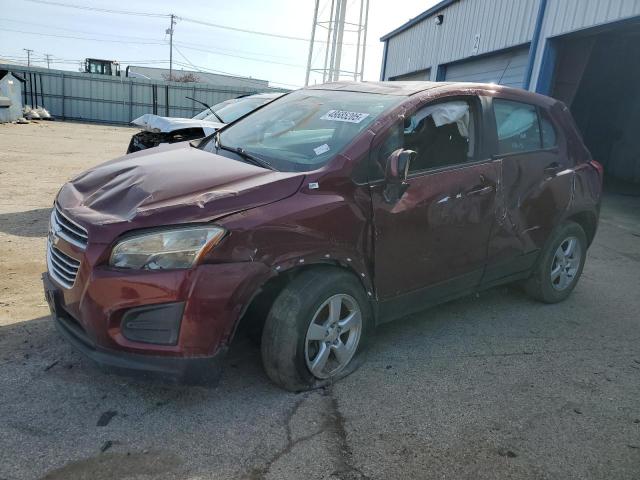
[43,272,226,385]
[42,259,271,385]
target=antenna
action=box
[497,56,514,85]
[305,0,369,85]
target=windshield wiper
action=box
[215,135,275,171]
[185,96,225,123]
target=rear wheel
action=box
[524,221,587,303]
[261,268,371,391]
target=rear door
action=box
[483,97,574,284]
[369,96,500,316]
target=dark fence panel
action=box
[1,64,283,125]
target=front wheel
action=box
[524,221,588,303]
[261,268,371,392]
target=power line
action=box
[1,17,303,67]
[0,18,168,43]
[171,39,298,61]
[21,0,311,44]
[174,42,305,69]
[24,0,170,18]
[1,27,165,45]
[21,0,372,46]
[170,59,302,89]
[178,16,311,43]
[178,15,371,47]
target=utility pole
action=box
[23,48,33,67]
[45,54,52,69]
[167,14,176,81]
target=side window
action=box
[494,99,541,154]
[371,99,476,178]
[540,111,557,149]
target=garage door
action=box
[444,47,530,89]
[390,68,431,81]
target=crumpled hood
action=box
[57,142,304,230]
[131,114,225,135]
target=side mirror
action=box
[384,149,416,203]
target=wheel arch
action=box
[230,262,374,345]
[566,210,598,246]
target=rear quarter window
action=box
[494,99,541,154]
[540,111,558,149]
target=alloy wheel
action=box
[304,294,362,379]
[550,236,582,291]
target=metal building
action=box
[126,66,270,89]
[380,0,640,183]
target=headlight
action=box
[110,226,226,270]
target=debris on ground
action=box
[100,441,113,453]
[97,410,118,427]
[43,360,59,371]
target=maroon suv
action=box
[43,82,602,391]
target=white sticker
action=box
[320,110,370,124]
[313,143,330,155]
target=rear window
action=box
[494,99,558,155]
[494,99,541,154]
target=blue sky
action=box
[0,0,436,88]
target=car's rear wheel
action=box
[524,221,587,303]
[261,268,371,391]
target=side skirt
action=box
[374,254,538,326]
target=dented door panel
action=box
[485,150,574,282]
[371,160,500,300]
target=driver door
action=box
[370,97,500,319]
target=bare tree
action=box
[162,72,200,83]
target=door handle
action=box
[544,162,562,175]
[465,185,494,196]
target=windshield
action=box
[203,96,276,123]
[191,98,237,120]
[203,89,402,172]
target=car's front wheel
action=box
[261,268,371,391]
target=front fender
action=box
[205,188,375,296]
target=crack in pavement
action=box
[326,389,371,480]
[245,387,370,480]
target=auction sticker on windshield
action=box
[320,110,370,124]
[313,144,330,155]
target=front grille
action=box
[51,205,88,249]
[47,243,81,289]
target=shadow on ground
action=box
[0,208,51,237]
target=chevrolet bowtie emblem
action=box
[49,222,61,245]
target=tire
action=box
[261,267,372,392]
[524,221,588,304]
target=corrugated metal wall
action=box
[443,46,530,88]
[389,69,431,81]
[383,0,640,89]
[383,0,540,80]
[3,64,280,125]
[543,0,640,37]
[528,0,640,87]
